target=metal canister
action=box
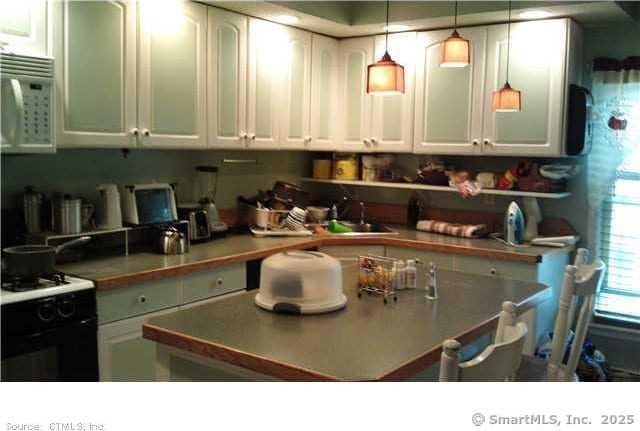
[57,198,82,234]
[23,189,43,234]
[333,154,359,180]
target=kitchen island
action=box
[143,264,550,381]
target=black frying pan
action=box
[3,236,91,280]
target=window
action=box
[597,149,640,324]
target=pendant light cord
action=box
[385,0,390,52]
[506,0,512,84]
[454,1,458,30]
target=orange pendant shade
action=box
[440,30,470,68]
[366,52,405,94]
[492,82,521,112]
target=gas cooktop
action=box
[1,272,94,305]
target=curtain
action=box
[587,56,640,255]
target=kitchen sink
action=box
[331,221,398,236]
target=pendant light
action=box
[366,0,405,94]
[440,1,470,68]
[492,1,521,112]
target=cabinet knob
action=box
[483,139,490,146]
[138,295,147,304]
[216,278,223,286]
[472,140,479,146]
[362,138,370,145]
[371,137,378,145]
[249,133,256,140]
[241,133,248,140]
[142,129,150,137]
[130,128,139,136]
[489,268,497,276]
[304,136,312,143]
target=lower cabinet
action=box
[98,307,178,382]
[97,263,246,381]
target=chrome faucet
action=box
[359,201,366,224]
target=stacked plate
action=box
[284,207,307,231]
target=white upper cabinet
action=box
[309,34,339,151]
[54,1,137,148]
[414,27,486,154]
[370,32,416,153]
[0,1,49,56]
[207,7,247,149]
[280,26,312,150]
[482,19,569,155]
[337,37,374,152]
[246,19,284,149]
[138,1,207,148]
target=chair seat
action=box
[516,355,579,382]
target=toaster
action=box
[178,206,211,242]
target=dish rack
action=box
[357,254,398,303]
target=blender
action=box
[195,165,228,238]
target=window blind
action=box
[597,155,640,323]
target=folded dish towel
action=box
[416,220,488,239]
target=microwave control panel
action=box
[21,81,52,146]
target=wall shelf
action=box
[301,178,571,199]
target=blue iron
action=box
[504,201,525,245]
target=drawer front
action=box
[98,278,180,324]
[453,255,537,280]
[181,263,246,305]
[385,246,454,269]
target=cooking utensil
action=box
[3,236,92,279]
[22,187,43,234]
[156,227,188,255]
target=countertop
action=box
[59,226,572,290]
[142,265,550,381]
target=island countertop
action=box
[60,226,570,290]
[142,265,550,381]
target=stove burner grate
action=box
[1,271,68,292]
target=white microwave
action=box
[1,52,55,153]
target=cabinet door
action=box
[337,37,374,152]
[98,307,178,382]
[54,1,137,148]
[138,1,207,148]
[309,34,338,151]
[482,19,567,155]
[246,19,284,149]
[0,0,48,56]
[279,26,312,150]
[207,8,247,149]
[370,32,416,153]
[414,27,486,154]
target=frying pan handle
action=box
[55,236,92,254]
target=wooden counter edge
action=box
[94,236,543,290]
[142,323,338,382]
[142,286,551,382]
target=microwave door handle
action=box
[10,79,24,145]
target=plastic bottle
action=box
[405,259,417,289]
[395,261,406,290]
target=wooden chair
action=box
[517,249,606,382]
[439,301,528,381]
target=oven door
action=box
[1,317,98,382]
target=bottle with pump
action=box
[405,260,417,289]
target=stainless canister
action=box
[23,191,43,234]
[57,198,82,234]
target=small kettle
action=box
[157,227,189,255]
